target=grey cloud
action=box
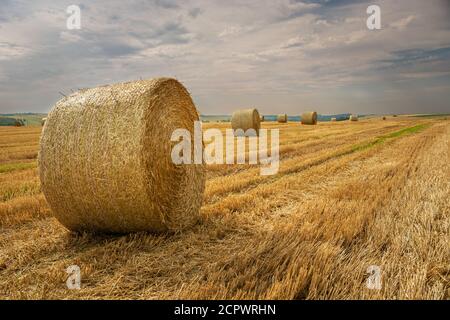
[188,7,202,18]
[154,0,180,9]
[126,21,192,45]
[90,41,142,57]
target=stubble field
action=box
[0,116,448,299]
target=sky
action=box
[0,0,449,115]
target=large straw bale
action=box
[231,108,261,136]
[38,78,205,233]
[301,111,317,125]
[277,114,287,123]
[350,115,358,121]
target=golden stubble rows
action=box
[0,118,448,299]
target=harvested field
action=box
[0,117,448,299]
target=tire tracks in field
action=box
[203,122,426,207]
[82,122,441,299]
[174,123,445,299]
[205,123,404,179]
[305,123,449,299]
[0,121,437,298]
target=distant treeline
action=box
[1,112,39,116]
[201,114,354,122]
[411,114,449,118]
[0,113,47,126]
[0,117,25,126]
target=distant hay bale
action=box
[382,116,386,120]
[350,115,358,121]
[301,111,317,125]
[393,115,397,117]
[38,78,205,233]
[231,108,261,136]
[331,117,337,122]
[14,119,24,127]
[277,114,287,123]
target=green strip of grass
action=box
[351,124,430,152]
[411,114,449,118]
[0,162,37,174]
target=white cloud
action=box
[390,15,416,30]
[218,26,252,39]
[138,44,192,58]
[280,0,321,16]
[0,42,29,60]
[315,19,330,26]
[59,31,83,43]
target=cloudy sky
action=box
[0,0,449,115]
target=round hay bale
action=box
[393,114,397,117]
[277,114,287,123]
[331,117,337,122]
[38,78,205,233]
[301,111,317,125]
[231,108,261,136]
[382,116,386,120]
[350,115,358,121]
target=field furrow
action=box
[0,118,448,299]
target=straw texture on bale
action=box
[231,108,261,136]
[331,118,337,122]
[350,115,358,121]
[38,78,205,233]
[301,111,317,125]
[41,117,47,126]
[277,114,287,123]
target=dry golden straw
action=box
[277,114,288,123]
[350,115,358,121]
[38,78,205,233]
[301,111,317,125]
[231,108,261,136]
[41,117,47,126]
